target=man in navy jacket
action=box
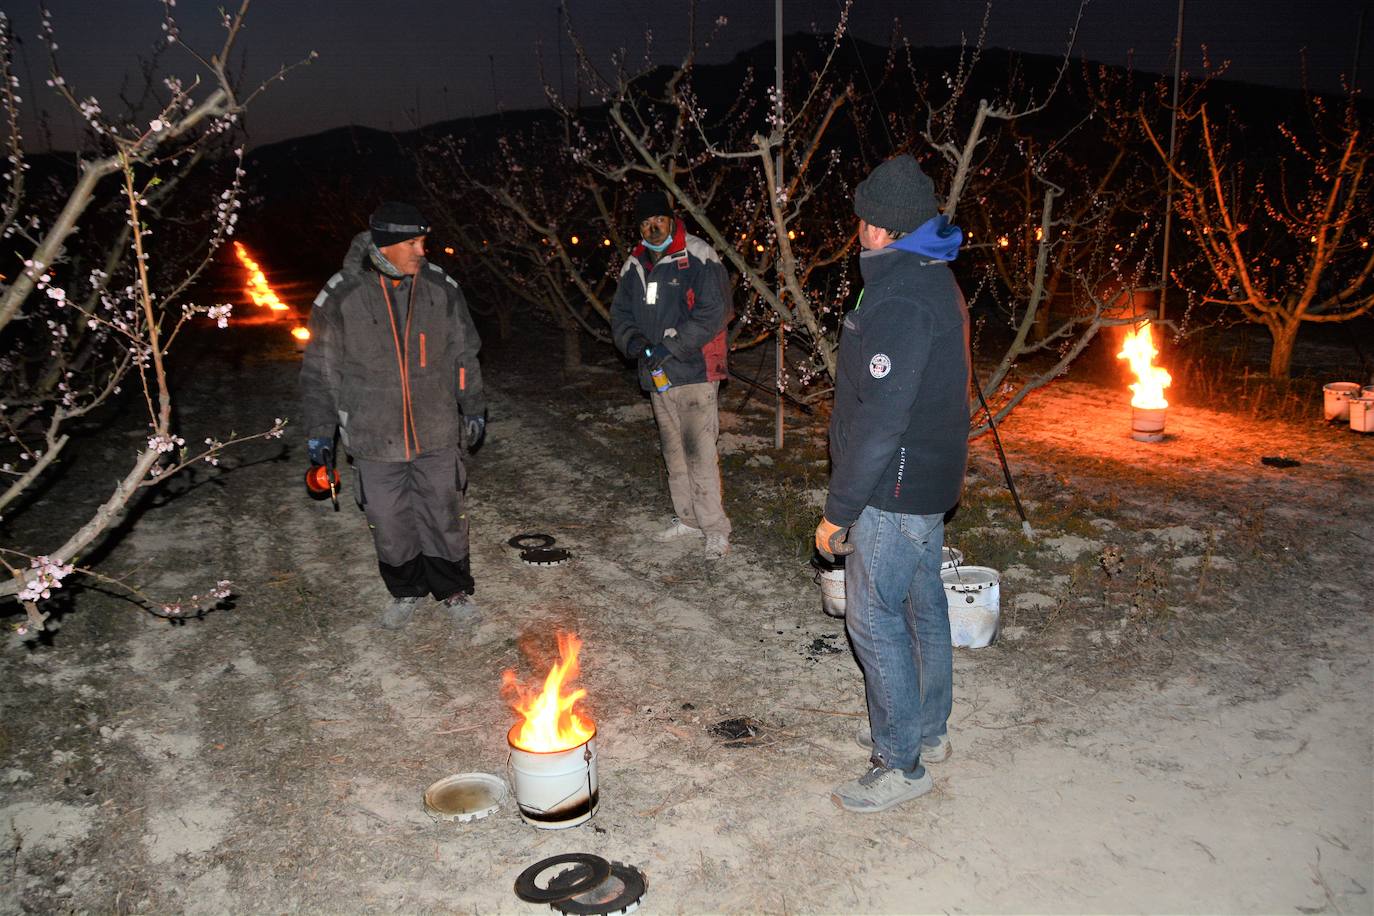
[611,191,732,560]
[815,155,970,812]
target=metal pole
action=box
[1158,0,1185,323]
[774,0,785,448]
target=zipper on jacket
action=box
[378,275,421,458]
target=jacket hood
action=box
[341,231,371,276]
[890,215,963,262]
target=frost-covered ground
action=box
[2,324,1370,914]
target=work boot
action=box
[831,764,932,813]
[442,591,479,620]
[380,595,421,630]
[854,726,951,764]
[653,517,704,542]
[704,532,730,560]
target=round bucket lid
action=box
[423,772,507,822]
[521,547,571,566]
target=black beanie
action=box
[633,189,673,226]
[853,154,938,233]
[369,201,430,248]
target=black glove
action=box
[307,437,330,466]
[463,412,487,453]
[626,333,651,358]
[645,344,672,370]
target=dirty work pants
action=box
[351,446,473,600]
[845,505,952,777]
[649,381,730,538]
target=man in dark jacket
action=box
[611,190,732,560]
[814,155,970,812]
[300,202,487,629]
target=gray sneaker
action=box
[653,517,704,542]
[854,725,951,764]
[442,592,478,620]
[831,764,933,813]
[380,595,421,630]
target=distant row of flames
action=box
[232,240,1170,409]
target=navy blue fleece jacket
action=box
[823,240,971,525]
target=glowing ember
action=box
[1116,322,1171,410]
[232,241,289,312]
[503,633,595,753]
[291,326,310,343]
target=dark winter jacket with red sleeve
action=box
[822,243,971,526]
[299,232,485,462]
[610,220,729,392]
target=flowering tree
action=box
[0,2,310,634]
[416,123,628,369]
[1143,93,1373,378]
[913,44,1175,427]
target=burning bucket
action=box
[1130,407,1167,443]
[1349,397,1374,434]
[941,565,1000,648]
[507,726,598,829]
[1323,382,1361,421]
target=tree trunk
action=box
[1267,318,1300,379]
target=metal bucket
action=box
[507,726,598,829]
[1323,382,1361,421]
[811,547,965,619]
[942,565,1000,648]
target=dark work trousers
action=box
[351,446,473,600]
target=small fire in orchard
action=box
[1116,322,1171,409]
[232,241,289,313]
[503,632,595,753]
[1117,321,1172,442]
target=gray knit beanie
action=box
[853,154,938,233]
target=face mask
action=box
[642,235,672,252]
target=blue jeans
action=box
[845,505,952,776]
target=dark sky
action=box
[6,0,1369,150]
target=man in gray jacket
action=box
[815,155,970,812]
[611,190,732,560]
[300,202,487,629]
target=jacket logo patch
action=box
[869,353,892,379]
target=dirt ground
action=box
[2,322,1371,915]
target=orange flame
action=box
[232,241,288,312]
[291,326,310,342]
[503,633,595,752]
[1116,322,1171,409]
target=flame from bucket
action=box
[503,633,595,753]
[1116,322,1171,409]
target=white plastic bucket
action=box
[1323,382,1361,421]
[507,727,598,829]
[942,566,1000,648]
[1350,397,1374,434]
[1131,407,1167,442]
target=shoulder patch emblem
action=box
[869,353,892,379]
